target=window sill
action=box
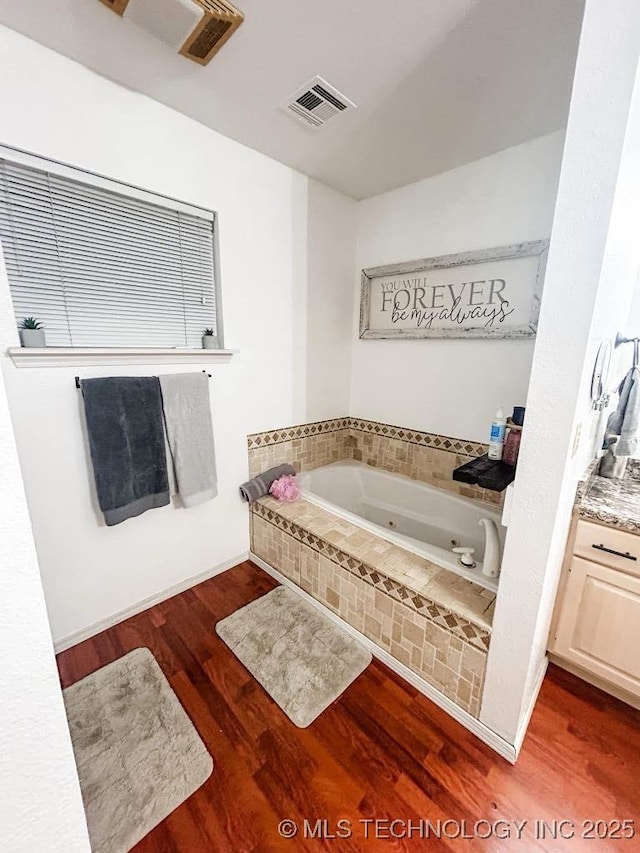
[7,346,238,368]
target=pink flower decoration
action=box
[269,474,300,502]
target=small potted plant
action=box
[202,328,218,349]
[19,317,46,348]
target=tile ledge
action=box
[253,497,493,635]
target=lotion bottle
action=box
[503,405,525,466]
[487,407,507,460]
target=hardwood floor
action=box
[57,561,640,852]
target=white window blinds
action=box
[0,158,217,348]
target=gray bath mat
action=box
[216,586,372,727]
[63,647,213,853]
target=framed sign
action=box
[359,240,549,340]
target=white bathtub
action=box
[298,461,504,592]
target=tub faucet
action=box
[478,518,501,578]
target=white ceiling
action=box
[0,0,584,199]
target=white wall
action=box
[351,132,565,441]
[627,275,640,336]
[0,26,352,646]
[306,180,357,420]
[481,0,640,745]
[0,245,91,852]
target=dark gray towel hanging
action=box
[81,376,170,525]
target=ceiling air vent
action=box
[283,76,357,128]
[98,0,243,66]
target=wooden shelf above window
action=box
[7,347,238,368]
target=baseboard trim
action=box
[548,653,640,711]
[54,552,249,653]
[513,656,548,758]
[250,552,517,763]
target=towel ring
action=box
[591,339,612,408]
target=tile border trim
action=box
[251,502,490,651]
[247,416,488,457]
[247,417,350,449]
[348,418,487,457]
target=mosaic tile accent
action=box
[251,512,486,717]
[247,418,350,449]
[348,418,487,457]
[248,417,487,456]
[247,417,503,507]
[252,500,492,650]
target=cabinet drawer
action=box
[574,520,640,577]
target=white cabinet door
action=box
[553,556,640,697]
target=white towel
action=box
[159,373,217,507]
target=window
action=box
[0,154,220,348]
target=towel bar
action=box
[75,370,212,388]
[615,333,639,347]
[615,333,639,370]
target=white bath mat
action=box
[216,586,372,727]
[63,647,213,853]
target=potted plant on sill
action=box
[202,328,218,349]
[19,317,46,348]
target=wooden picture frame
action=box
[359,240,549,340]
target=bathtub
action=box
[298,461,504,592]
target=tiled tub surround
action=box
[247,418,352,478]
[348,418,503,508]
[250,496,494,717]
[299,462,503,590]
[247,417,503,508]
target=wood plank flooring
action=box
[57,561,640,852]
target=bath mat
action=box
[63,647,213,853]
[216,586,372,727]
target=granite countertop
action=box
[577,460,640,534]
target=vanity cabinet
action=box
[550,519,640,706]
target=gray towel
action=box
[159,373,217,508]
[606,366,640,458]
[81,377,170,526]
[240,464,296,502]
[598,437,628,479]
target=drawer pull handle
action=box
[592,543,637,561]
